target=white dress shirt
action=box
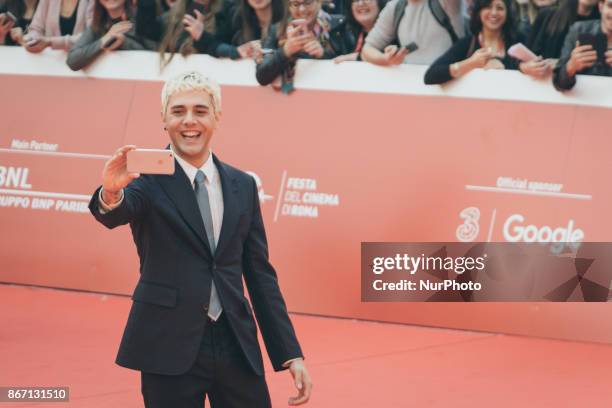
[174,150,224,245]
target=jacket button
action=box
[204,306,209,312]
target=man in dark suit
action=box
[89,71,312,407]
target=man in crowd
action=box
[553,0,612,90]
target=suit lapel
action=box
[156,161,213,257]
[214,154,240,259]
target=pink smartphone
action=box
[127,149,175,175]
[5,11,18,24]
[25,37,40,47]
[508,43,537,62]
[290,18,306,26]
[290,18,307,34]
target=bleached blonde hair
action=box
[161,71,222,120]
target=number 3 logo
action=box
[456,207,480,242]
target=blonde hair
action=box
[161,71,222,120]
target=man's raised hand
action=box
[102,145,140,204]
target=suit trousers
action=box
[140,313,272,408]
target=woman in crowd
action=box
[255,0,345,92]
[230,0,284,48]
[528,0,600,59]
[0,0,38,45]
[66,0,154,71]
[22,0,91,52]
[333,0,386,62]
[513,0,556,38]
[424,0,548,84]
[136,0,251,68]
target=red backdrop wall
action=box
[1,50,611,343]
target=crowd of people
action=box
[0,0,610,91]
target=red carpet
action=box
[1,284,610,407]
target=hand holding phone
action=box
[182,7,205,40]
[567,35,600,75]
[0,12,16,35]
[101,145,141,204]
[382,44,408,66]
[290,18,307,35]
[284,19,310,57]
[518,56,551,78]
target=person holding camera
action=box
[22,0,91,52]
[553,0,612,90]
[424,0,527,84]
[136,0,250,68]
[66,0,155,71]
[0,0,39,45]
[255,0,345,92]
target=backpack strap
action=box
[392,0,407,45]
[428,0,459,43]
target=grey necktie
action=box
[194,170,222,321]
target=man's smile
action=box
[181,131,202,138]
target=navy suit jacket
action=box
[89,154,303,376]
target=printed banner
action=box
[1,56,612,342]
[362,242,612,302]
